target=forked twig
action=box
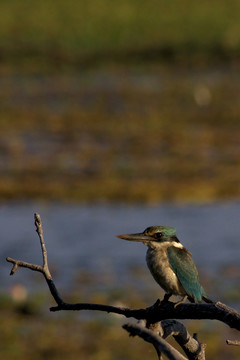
[161,320,206,360]
[123,322,188,360]
[7,213,63,306]
[7,213,50,278]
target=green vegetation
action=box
[1,0,240,69]
[0,0,240,203]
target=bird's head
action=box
[117,225,179,245]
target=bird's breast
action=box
[146,245,186,296]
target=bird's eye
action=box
[154,232,162,239]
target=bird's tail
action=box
[201,286,214,303]
[202,295,214,303]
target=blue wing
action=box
[167,246,206,302]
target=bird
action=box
[117,225,212,306]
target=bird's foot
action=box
[174,295,188,308]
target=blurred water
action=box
[2,201,240,296]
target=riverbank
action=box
[1,0,240,70]
[1,64,240,203]
[1,0,240,203]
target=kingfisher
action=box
[117,225,212,306]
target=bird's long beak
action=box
[117,232,152,242]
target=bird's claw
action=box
[174,295,188,308]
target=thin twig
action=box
[226,339,240,346]
[34,213,51,279]
[7,257,43,275]
[6,213,63,306]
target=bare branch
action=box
[6,213,63,306]
[145,301,240,331]
[147,319,205,360]
[226,339,240,346]
[34,213,51,280]
[6,257,43,275]
[161,320,206,360]
[47,299,240,334]
[6,213,240,334]
[123,322,187,360]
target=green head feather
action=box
[144,225,177,238]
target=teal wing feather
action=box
[167,246,205,302]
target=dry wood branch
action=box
[144,319,205,360]
[48,299,240,334]
[34,213,52,280]
[123,322,187,360]
[226,339,240,346]
[6,213,63,306]
[7,258,43,275]
[6,214,240,330]
[5,212,240,360]
[161,320,205,360]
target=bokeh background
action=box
[1,1,240,359]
